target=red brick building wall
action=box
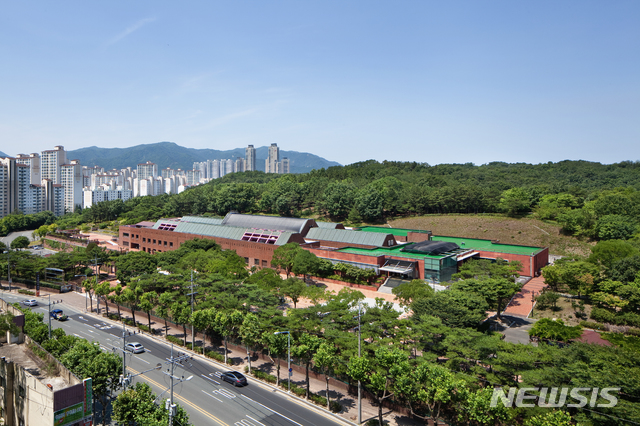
[119,225,306,269]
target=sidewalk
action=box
[1,279,425,426]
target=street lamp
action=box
[274,331,291,393]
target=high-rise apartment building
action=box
[265,143,279,173]
[245,145,256,171]
[40,145,67,184]
[279,157,290,174]
[235,157,245,173]
[15,153,41,184]
[137,161,158,180]
[60,160,83,213]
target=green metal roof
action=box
[358,226,431,238]
[431,235,544,256]
[306,228,392,247]
[337,245,450,260]
[315,221,343,229]
[181,216,224,225]
[172,222,293,246]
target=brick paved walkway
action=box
[503,276,547,318]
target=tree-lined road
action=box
[2,292,346,426]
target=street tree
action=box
[239,313,262,374]
[314,342,338,411]
[271,243,301,278]
[347,346,410,426]
[292,333,323,399]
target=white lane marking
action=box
[235,420,260,426]
[246,415,266,426]
[214,388,236,399]
[213,371,223,378]
[134,356,150,364]
[78,331,92,337]
[201,389,222,403]
[73,334,81,338]
[100,346,109,351]
[78,316,88,321]
[241,395,303,426]
[201,374,221,385]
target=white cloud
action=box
[106,17,156,46]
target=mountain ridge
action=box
[67,142,340,173]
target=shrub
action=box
[18,289,35,295]
[138,324,150,333]
[166,335,184,346]
[205,350,225,363]
[107,313,120,321]
[123,318,135,326]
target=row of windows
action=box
[141,237,173,247]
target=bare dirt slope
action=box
[388,214,592,256]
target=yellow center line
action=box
[128,367,229,426]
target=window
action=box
[18,385,25,398]
[143,238,146,242]
[164,241,167,246]
[169,242,173,247]
[123,232,129,237]
[262,260,267,268]
[254,259,259,265]
[153,239,156,244]
[244,257,249,264]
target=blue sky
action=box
[1,1,638,166]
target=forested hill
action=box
[68,142,340,173]
[49,159,638,245]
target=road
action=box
[3,291,347,426]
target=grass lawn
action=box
[388,214,593,256]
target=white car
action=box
[22,299,38,307]
[125,342,145,354]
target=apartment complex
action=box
[0,157,64,218]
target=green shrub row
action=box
[166,335,184,346]
[18,289,35,295]
[138,324,151,333]
[246,368,341,413]
[590,307,640,327]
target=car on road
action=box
[220,371,247,387]
[50,309,68,321]
[22,299,38,307]
[125,342,145,354]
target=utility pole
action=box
[7,249,11,292]
[161,343,193,426]
[48,294,52,339]
[188,270,197,350]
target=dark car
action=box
[220,371,247,387]
[50,309,68,321]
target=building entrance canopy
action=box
[379,259,416,274]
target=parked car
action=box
[125,342,145,354]
[22,299,38,307]
[50,309,68,321]
[220,371,247,387]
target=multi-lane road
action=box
[2,291,348,426]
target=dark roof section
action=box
[400,240,460,255]
[222,212,317,234]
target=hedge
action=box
[590,308,640,327]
